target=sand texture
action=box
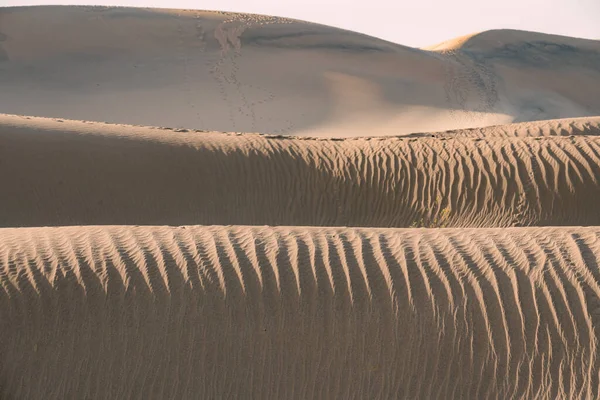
[1,6,600,136]
[1,225,600,399]
[2,5,600,399]
[408,116,600,138]
[1,114,600,228]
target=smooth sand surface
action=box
[1,6,599,136]
[2,114,600,228]
[1,225,600,399]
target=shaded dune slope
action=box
[1,225,600,399]
[1,6,599,135]
[2,114,600,228]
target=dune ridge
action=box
[425,29,600,53]
[1,225,599,399]
[407,116,600,138]
[2,114,600,228]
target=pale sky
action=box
[2,0,599,47]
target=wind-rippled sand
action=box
[1,114,600,228]
[1,5,600,399]
[1,225,600,399]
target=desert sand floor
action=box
[1,5,600,400]
[1,225,600,399]
[1,6,600,136]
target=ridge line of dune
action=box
[3,113,600,140]
[407,116,600,138]
[424,28,600,52]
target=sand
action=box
[1,225,599,399]
[408,116,600,138]
[1,113,600,228]
[1,6,599,136]
[1,5,600,399]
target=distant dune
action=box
[2,225,600,399]
[0,6,599,136]
[426,29,600,53]
[1,113,599,228]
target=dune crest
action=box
[0,6,599,135]
[407,116,600,138]
[425,29,600,52]
[1,225,599,399]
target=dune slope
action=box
[0,6,599,136]
[1,114,600,228]
[1,225,599,399]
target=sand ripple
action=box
[1,114,600,227]
[1,225,599,398]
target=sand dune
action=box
[427,29,600,53]
[2,114,600,228]
[1,225,599,399]
[1,5,599,398]
[0,6,599,136]
[426,29,600,53]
